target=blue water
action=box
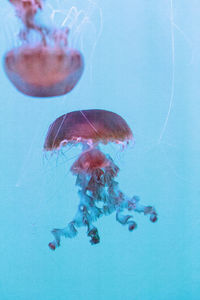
[0,1,199,299]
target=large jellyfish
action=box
[44,109,158,250]
[4,0,84,97]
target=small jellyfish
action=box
[4,0,84,97]
[44,109,158,250]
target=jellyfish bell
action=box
[44,109,133,151]
[4,44,84,97]
[44,109,157,250]
[4,0,84,97]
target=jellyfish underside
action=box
[5,0,84,97]
[48,148,157,250]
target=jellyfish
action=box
[4,0,84,97]
[44,109,158,250]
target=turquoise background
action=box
[0,1,199,299]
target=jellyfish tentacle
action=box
[48,148,157,250]
[127,220,137,231]
[87,225,100,245]
[116,210,133,225]
[116,209,137,231]
[127,196,158,222]
[77,201,101,244]
[10,0,46,42]
[48,221,78,250]
[48,191,103,250]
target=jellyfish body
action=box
[5,1,84,97]
[44,109,158,250]
[4,46,84,97]
[44,109,133,150]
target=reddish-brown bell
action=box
[4,45,84,97]
[44,109,133,151]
